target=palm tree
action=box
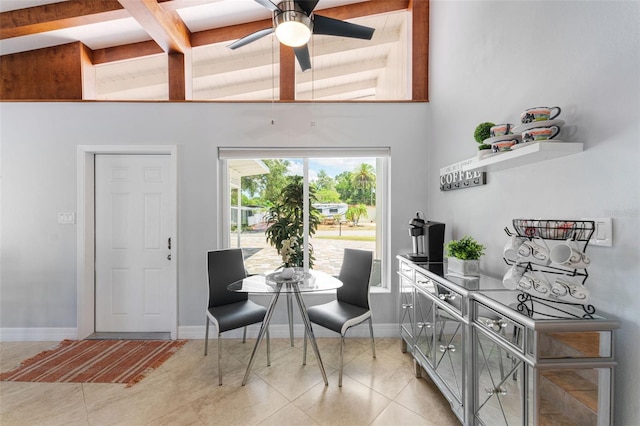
[346,204,368,226]
[352,163,376,205]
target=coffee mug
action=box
[517,271,552,296]
[550,240,591,269]
[503,235,525,262]
[515,219,540,237]
[551,277,590,302]
[490,123,515,137]
[520,106,561,124]
[517,237,551,265]
[502,264,524,290]
[491,139,518,152]
[521,126,560,143]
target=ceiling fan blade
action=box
[228,27,274,49]
[254,0,281,12]
[312,15,375,40]
[295,0,320,15]
[294,45,312,71]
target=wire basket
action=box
[505,219,597,318]
[512,219,594,241]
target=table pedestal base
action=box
[242,282,328,386]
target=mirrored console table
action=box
[397,255,619,425]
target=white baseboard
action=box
[0,328,78,342]
[178,323,399,340]
[0,324,400,342]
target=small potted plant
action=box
[474,122,495,159]
[445,235,485,276]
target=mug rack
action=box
[503,219,597,319]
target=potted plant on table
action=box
[445,235,485,277]
[265,176,321,277]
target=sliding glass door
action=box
[220,149,388,288]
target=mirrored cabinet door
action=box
[433,306,464,408]
[399,276,414,352]
[414,290,436,366]
[537,367,612,426]
[474,329,531,425]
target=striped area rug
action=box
[0,339,187,387]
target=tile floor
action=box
[0,337,460,426]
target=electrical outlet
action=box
[582,218,612,247]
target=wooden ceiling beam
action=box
[0,0,220,40]
[115,0,193,100]
[410,0,429,101]
[92,40,164,65]
[117,0,191,54]
[317,0,409,21]
[280,46,295,101]
[0,0,128,39]
[157,0,223,12]
[169,50,192,100]
[191,18,273,47]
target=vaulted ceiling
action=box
[0,0,428,101]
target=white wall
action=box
[427,1,639,424]
[0,101,429,334]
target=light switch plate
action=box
[582,218,612,247]
[58,213,76,224]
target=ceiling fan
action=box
[228,0,376,71]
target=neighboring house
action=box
[312,203,348,219]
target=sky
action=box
[286,157,376,181]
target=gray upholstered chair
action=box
[204,248,269,385]
[303,248,376,386]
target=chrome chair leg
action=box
[266,328,271,366]
[339,334,345,387]
[242,326,247,343]
[204,317,209,355]
[302,331,307,365]
[368,317,376,358]
[217,333,223,386]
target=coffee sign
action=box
[440,160,486,191]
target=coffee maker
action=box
[407,212,445,262]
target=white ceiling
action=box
[0,0,409,100]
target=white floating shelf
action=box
[458,142,583,173]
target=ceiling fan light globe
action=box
[274,11,312,47]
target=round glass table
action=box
[228,269,342,386]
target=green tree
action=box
[316,188,342,203]
[352,163,376,206]
[241,159,291,207]
[264,176,321,268]
[314,170,335,191]
[346,204,368,226]
[335,171,355,202]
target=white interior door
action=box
[95,154,172,332]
